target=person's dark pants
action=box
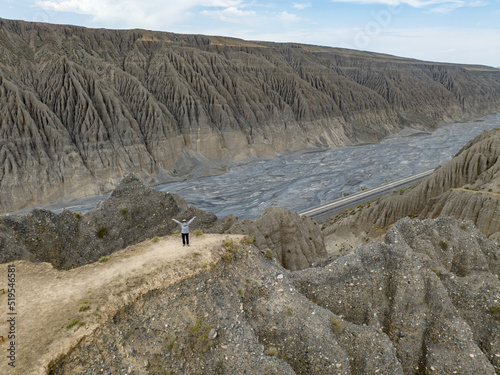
[182,233,189,245]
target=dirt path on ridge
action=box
[0,233,243,375]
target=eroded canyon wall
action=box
[2,18,500,211]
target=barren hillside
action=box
[2,216,497,375]
[2,18,500,212]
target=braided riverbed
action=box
[8,114,500,219]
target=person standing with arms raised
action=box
[172,217,196,246]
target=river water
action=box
[8,114,500,219]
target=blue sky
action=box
[1,0,499,67]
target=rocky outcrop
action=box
[0,174,218,269]
[422,189,500,241]
[226,207,326,270]
[325,127,500,241]
[0,174,326,270]
[2,18,500,212]
[292,217,500,374]
[48,216,500,374]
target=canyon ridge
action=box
[2,18,500,212]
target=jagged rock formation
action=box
[325,127,500,242]
[225,207,326,270]
[48,216,500,374]
[292,217,500,374]
[0,174,218,269]
[2,18,500,212]
[0,174,327,270]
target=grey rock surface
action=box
[226,206,327,270]
[292,217,500,374]
[48,216,500,374]
[0,174,218,269]
[2,18,500,212]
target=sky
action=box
[1,0,500,67]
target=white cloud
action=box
[278,11,301,21]
[425,0,464,12]
[469,0,488,5]
[343,26,499,66]
[34,0,247,28]
[234,25,499,66]
[392,27,499,65]
[329,0,486,9]
[202,6,256,22]
[293,2,312,10]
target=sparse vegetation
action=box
[396,186,411,195]
[121,208,128,215]
[222,239,237,262]
[151,236,159,243]
[164,333,176,353]
[265,249,273,260]
[489,306,500,320]
[189,315,214,352]
[72,212,81,219]
[78,303,90,312]
[237,286,245,297]
[432,269,441,277]
[222,251,234,263]
[223,239,235,250]
[285,307,293,316]
[64,319,79,329]
[245,235,255,244]
[265,346,278,356]
[65,319,85,329]
[193,229,203,236]
[99,256,109,263]
[330,316,343,334]
[95,226,107,238]
[439,240,449,250]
